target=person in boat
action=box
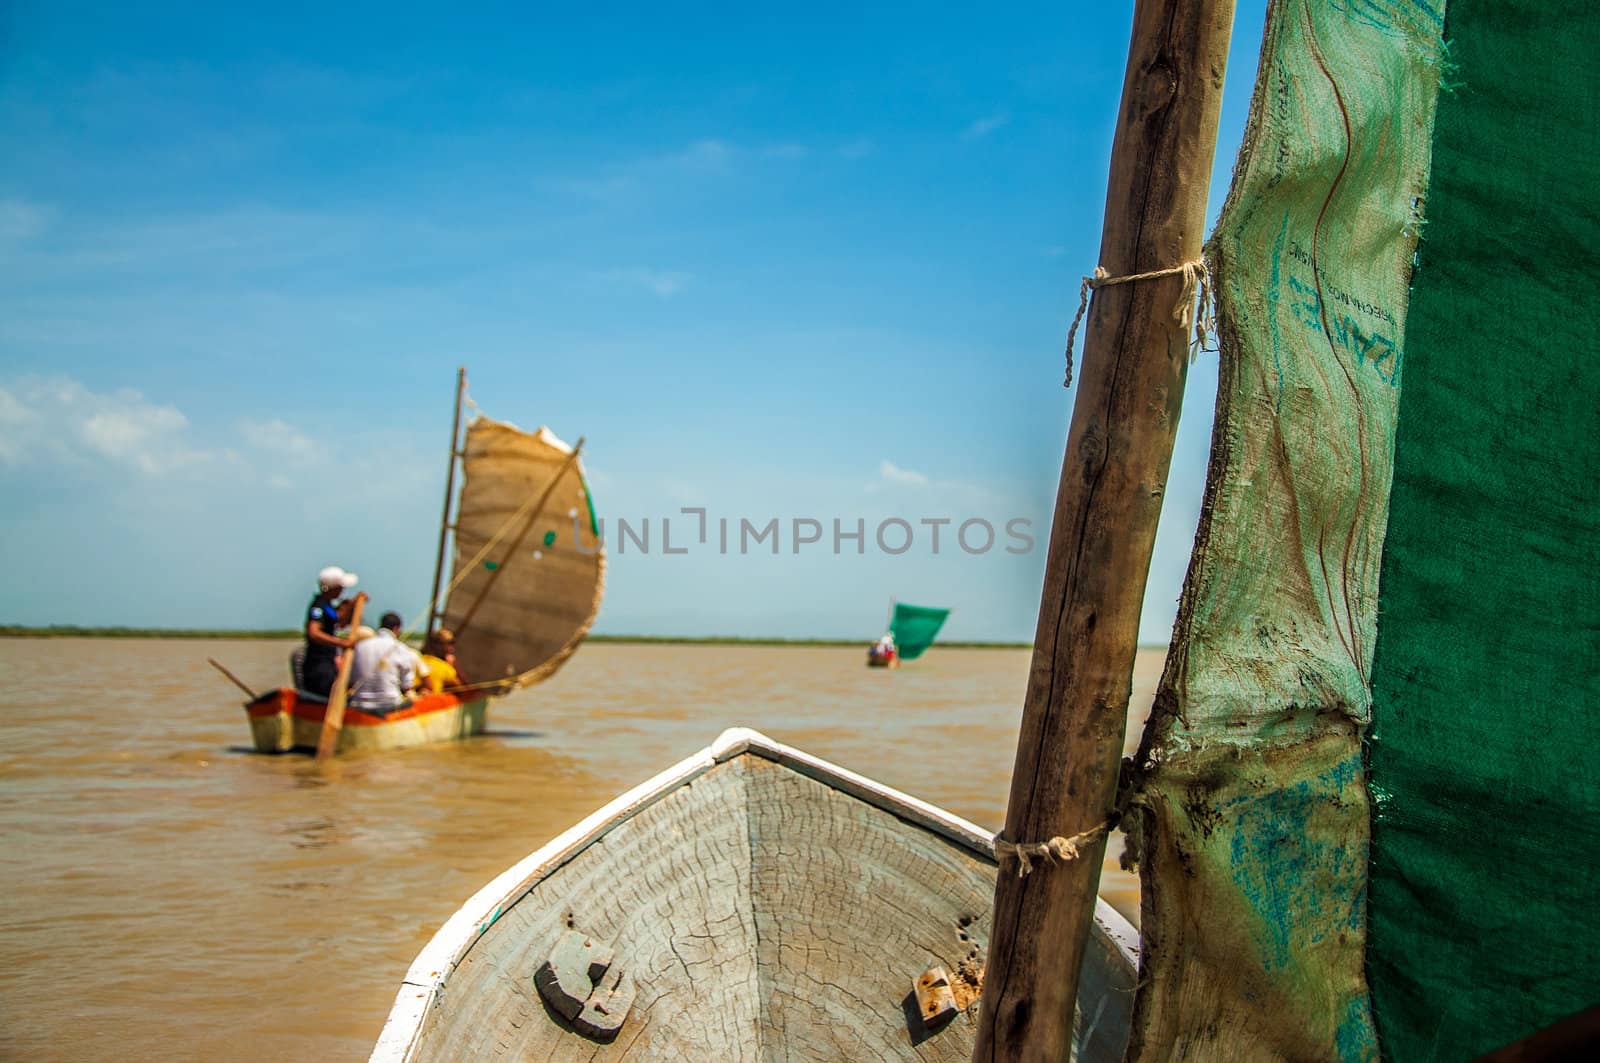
[349,612,420,715]
[868,632,898,664]
[301,565,364,697]
[416,627,469,695]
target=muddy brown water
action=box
[0,638,1163,1061]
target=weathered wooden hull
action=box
[373,728,1137,1061]
[244,688,490,755]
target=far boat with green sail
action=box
[866,599,950,668]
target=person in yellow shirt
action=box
[416,628,467,694]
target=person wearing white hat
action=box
[300,565,367,697]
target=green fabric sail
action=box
[1121,1,1597,1059]
[888,603,949,660]
[1366,0,1600,1057]
[1124,1,1446,1058]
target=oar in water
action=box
[207,657,259,701]
[315,594,368,762]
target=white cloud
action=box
[562,136,814,203]
[600,267,693,298]
[238,417,318,461]
[864,458,1021,510]
[0,199,52,249]
[564,174,638,202]
[0,387,35,463]
[0,204,377,285]
[674,138,814,168]
[660,478,703,505]
[0,378,337,480]
[670,138,733,171]
[879,459,929,486]
[80,404,192,473]
[965,112,1010,139]
[0,377,208,474]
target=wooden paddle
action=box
[207,657,259,701]
[315,593,367,762]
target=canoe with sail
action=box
[243,370,605,755]
[868,600,951,668]
[245,686,493,755]
[889,601,950,661]
[370,729,1139,1062]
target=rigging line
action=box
[1062,259,1215,388]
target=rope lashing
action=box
[1062,258,1215,388]
[993,822,1109,878]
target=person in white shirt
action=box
[348,611,421,714]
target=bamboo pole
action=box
[451,441,584,640]
[426,367,468,637]
[314,594,367,762]
[971,2,1234,1059]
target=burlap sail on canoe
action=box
[1126,0,1600,1058]
[440,416,604,689]
[1124,1,1449,1059]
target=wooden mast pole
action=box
[426,366,468,637]
[971,2,1233,1059]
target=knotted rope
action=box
[1062,258,1215,388]
[993,822,1109,878]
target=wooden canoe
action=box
[244,688,490,755]
[372,728,1138,1061]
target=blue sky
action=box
[0,1,1268,642]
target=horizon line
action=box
[0,624,1172,651]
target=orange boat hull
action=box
[244,688,491,754]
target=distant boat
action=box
[242,369,605,755]
[867,599,950,668]
[370,728,1138,1061]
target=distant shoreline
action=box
[0,624,1028,649]
[0,624,1168,650]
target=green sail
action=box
[1123,1,1599,1059]
[888,602,949,661]
[1366,0,1600,1056]
[1123,1,1447,1058]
